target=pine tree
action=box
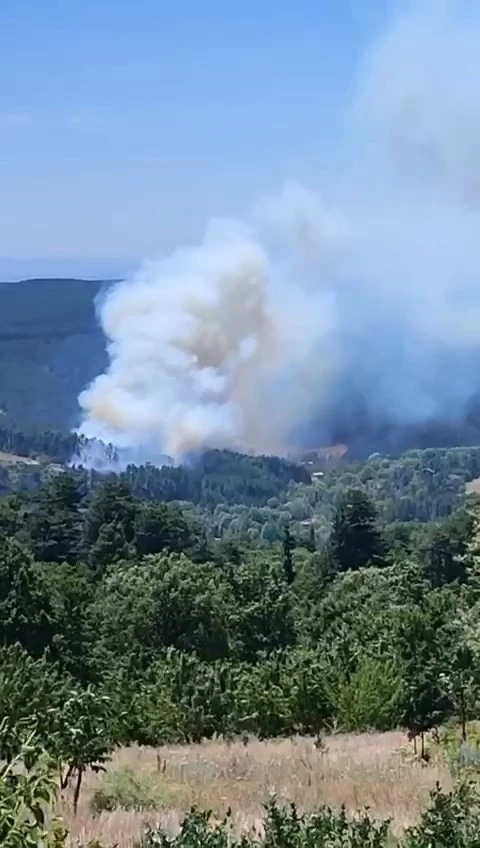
[330,488,385,572]
[283,526,295,585]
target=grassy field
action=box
[0,450,40,465]
[62,732,452,847]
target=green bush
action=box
[138,785,480,848]
[436,724,480,779]
[0,740,66,848]
[405,782,480,847]
[91,765,165,814]
[329,656,404,732]
[139,798,392,847]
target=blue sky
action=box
[0,0,394,277]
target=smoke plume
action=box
[79,0,480,462]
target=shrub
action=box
[437,723,480,778]
[405,781,480,847]
[138,785,480,848]
[138,798,392,847]
[0,739,66,848]
[91,766,165,814]
[329,656,404,732]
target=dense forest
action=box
[2,429,480,841]
[1,422,480,536]
[2,460,480,741]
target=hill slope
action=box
[0,278,108,430]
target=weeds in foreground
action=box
[0,736,66,847]
[138,783,480,848]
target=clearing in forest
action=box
[63,732,451,847]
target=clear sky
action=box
[0,0,394,277]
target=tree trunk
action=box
[73,766,83,816]
[460,689,467,742]
[60,761,75,791]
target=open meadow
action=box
[62,732,452,847]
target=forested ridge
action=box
[0,278,106,430]
[1,422,480,535]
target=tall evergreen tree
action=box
[283,525,295,585]
[330,488,385,572]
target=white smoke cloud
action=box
[78,0,480,463]
[78,201,338,459]
[347,0,480,344]
[355,0,480,205]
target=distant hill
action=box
[0,278,109,430]
[0,256,137,281]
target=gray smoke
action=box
[79,0,480,462]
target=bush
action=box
[437,723,480,778]
[91,765,166,814]
[329,656,404,732]
[139,798,392,848]
[138,785,480,848]
[0,740,66,848]
[405,782,480,847]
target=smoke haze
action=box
[78,0,480,463]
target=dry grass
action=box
[61,732,452,847]
[0,450,40,466]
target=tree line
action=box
[1,426,480,539]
